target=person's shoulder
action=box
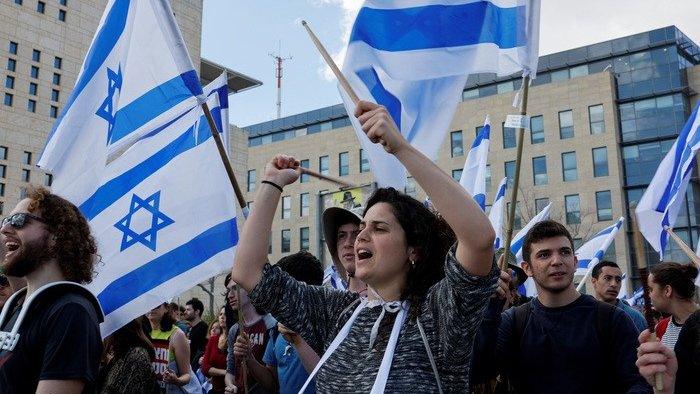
[42,285,101,322]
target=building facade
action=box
[242,26,700,288]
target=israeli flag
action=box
[82,75,236,337]
[510,203,551,265]
[489,177,508,249]
[636,101,700,259]
[575,217,625,282]
[628,287,645,307]
[618,273,629,300]
[460,116,491,210]
[37,0,204,205]
[340,0,541,188]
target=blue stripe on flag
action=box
[495,183,506,199]
[471,124,491,149]
[474,193,486,211]
[578,259,591,269]
[43,0,131,145]
[108,70,200,146]
[97,218,238,315]
[511,236,524,255]
[350,2,525,52]
[356,67,402,131]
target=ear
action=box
[521,261,533,277]
[664,284,673,298]
[591,276,598,285]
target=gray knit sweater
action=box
[248,245,498,393]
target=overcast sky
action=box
[201,0,700,128]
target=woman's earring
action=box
[410,259,416,268]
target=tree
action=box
[197,277,216,319]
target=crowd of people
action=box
[0,101,698,393]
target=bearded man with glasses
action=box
[0,186,103,393]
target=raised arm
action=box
[355,101,494,276]
[231,155,300,292]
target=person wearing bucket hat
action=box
[321,206,366,295]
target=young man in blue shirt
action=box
[591,260,647,333]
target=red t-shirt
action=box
[234,318,270,389]
[201,334,227,393]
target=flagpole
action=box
[500,75,530,271]
[201,101,249,394]
[576,266,594,292]
[631,209,664,391]
[664,226,700,268]
[300,167,357,189]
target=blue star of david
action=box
[114,191,174,252]
[96,65,123,145]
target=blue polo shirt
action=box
[263,333,315,393]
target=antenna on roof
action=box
[270,41,292,119]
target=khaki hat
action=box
[322,207,362,268]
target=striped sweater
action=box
[248,245,498,393]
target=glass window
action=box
[532,156,547,186]
[50,105,58,118]
[36,1,45,13]
[569,64,589,78]
[32,49,41,62]
[535,198,549,213]
[530,115,544,144]
[0,147,7,160]
[21,169,30,182]
[7,59,16,72]
[596,191,613,221]
[562,152,577,181]
[485,164,492,192]
[497,81,513,94]
[450,131,463,157]
[281,229,290,253]
[300,193,310,217]
[44,173,52,186]
[52,73,61,85]
[565,194,581,224]
[281,196,291,219]
[30,66,39,78]
[14,0,22,5]
[0,165,5,178]
[475,125,484,138]
[623,140,674,186]
[359,149,370,173]
[588,104,605,134]
[51,89,59,102]
[551,69,569,82]
[452,169,463,181]
[0,183,4,197]
[619,93,686,142]
[503,123,516,149]
[505,160,516,188]
[319,155,329,175]
[3,93,13,107]
[22,151,31,164]
[559,110,574,139]
[53,56,62,69]
[405,176,416,197]
[462,88,478,101]
[338,152,349,176]
[299,159,310,183]
[592,147,609,177]
[8,41,18,55]
[27,99,36,113]
[507,202,523,230]
[59,0,67,5]
[29,82,37,95]
[300,227,310,251]
[58,9,66,22]
[4,76,14,89]
[246,169,256,192]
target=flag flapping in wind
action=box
[460,116,491,210]
[86,75,237,337]
[575,217,625,277]
[489,177,508,249]
[509,203,550,297]
[636,101,700,259]
[37,0,204,205]
[340,0,541,188]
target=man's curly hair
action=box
[26,186,97,284]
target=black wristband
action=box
[261,180,283,193]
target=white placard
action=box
[505,115,530,130]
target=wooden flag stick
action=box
[300,167,356,189]
[630,209,664,391]
[301,20,360,105]
[500,75,530,271]
[201,101,249,394]
[664,226,700,268]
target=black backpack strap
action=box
[595,301,615,354]
[512,301,532,350]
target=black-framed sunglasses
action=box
[1,213,47,229]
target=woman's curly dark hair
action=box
[27,186,97,284]
[364,188,455,319]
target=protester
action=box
[98,317,157,393]
[649,262,700,350]
[231,101,498,391]
[224,280,276,394]
[473,220,650,393]
[185,297,208,371]
[636,330,678,394]
[322,207,366,294]
[202,306,229,394]
[146,302,193,393]
[0,187,103,393]
[591,260,647,332]
[209,320,222,338]
[170,301,190,335]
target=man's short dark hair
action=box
[186,298,204,317]
[591,261,619,279]
[276,250,324,286]
[522,220,574,263]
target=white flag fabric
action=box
[618,273,629,300]
[489,177,508,249]
[460,116,491,210]
[575,217,625,277]
[340,0,541,189]
[636,102,700,259]
[37,0,203,205]
[510,203,551,265]
[82,76,236,337]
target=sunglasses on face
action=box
[1,213,47,229]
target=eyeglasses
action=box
[1,213,47,229]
